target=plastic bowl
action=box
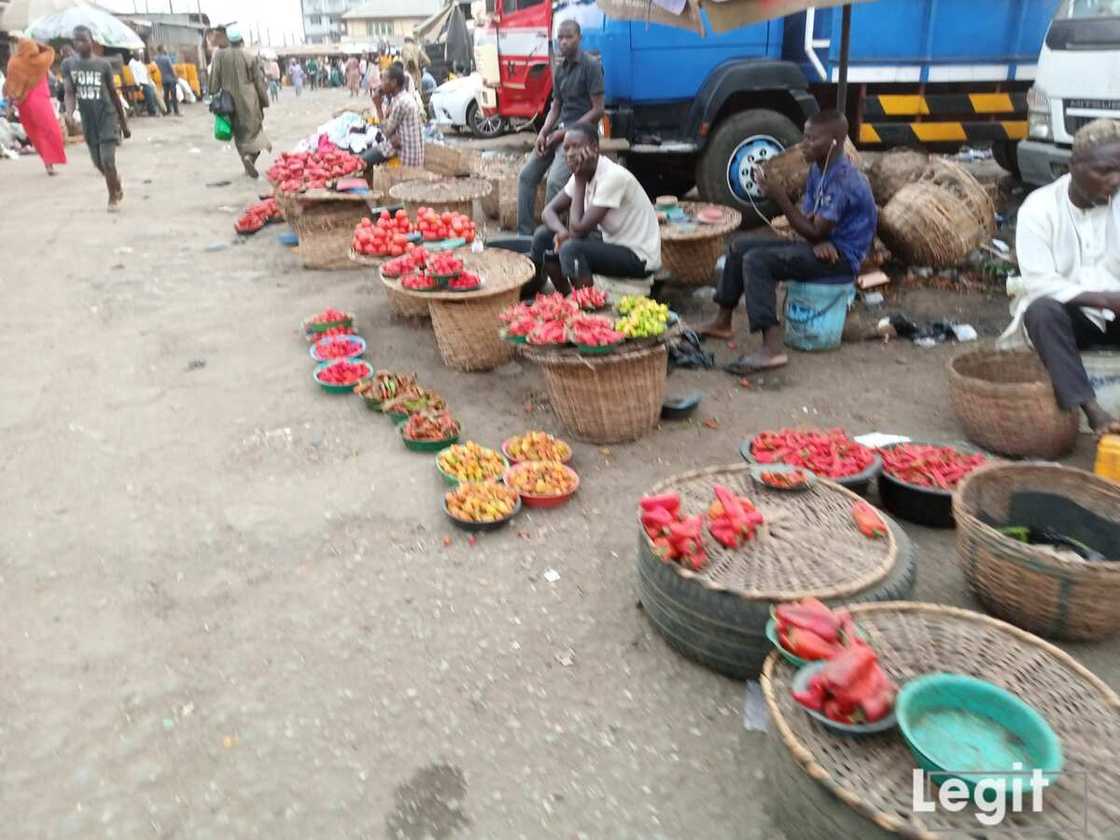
[501,435,573,465]
[749,464,817,493]
[309,334,367,363]
[304,312,354,334]
[877,440,985,529]
[740,435,882,496]
[312,359,372,394]
[765,617,810,668]
[442,491,522,532]
[576,343,619,355]
[501,330,529,345]
[400,425,460,453]
[896,673,1063,799]
[503,462,580,509]
[791,661,898,735]
[436,450,509,487]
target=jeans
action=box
[714,235,852,333]
[139,83,158,115]
[525,225,647,297]
[517,147,571,235]
[1024,297,1120,410]
[268,79,280,102]
[162,82,179,115]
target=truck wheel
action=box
[992,139,1021,179]
[467,101,507,139]
[696,109,801,222]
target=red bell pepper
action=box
[786,627,840,660]
[642,506,676,539]
[792,674,826,711]
[852,501,887,539]
[709,519,740,549]
[774,604,841,643]
[714,484,748,530]
[640,492,681,516]
[820,645,877,696]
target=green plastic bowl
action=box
[896,673,1063,799]
[400,426,459,453]
[576,343,619,356]
[765,616,809,668]
[312,359,372,394]
[435,449,508,487]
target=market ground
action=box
[1,88,1114,840]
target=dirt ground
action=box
[1,88,1116,840]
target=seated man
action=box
[999,118,1120,435]
[703,110,877,374]
[526,123,661,297]
[361,64,423,168]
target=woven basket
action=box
[423,142,481,177]
[471,157,523,220]
[868,147,929,205]
[948,349,1078,459]
[274,190,298,222]
[532,344,668,444]
[369,164,438,196]
[386,286,431,320]
[660,201,743,286]
[763,138,863,201]
[389,178,492,221]
[429,289,520,371]
[879,182,983,268]
[921,158,996,237]
[499,175,545,231]
[290,191,382,271]
[955,462,1120,640]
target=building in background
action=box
[301,0,362,44]
[342,0,442,42]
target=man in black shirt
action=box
[516,19,604,235]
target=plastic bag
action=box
[214,113,232,142]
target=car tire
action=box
[695,109,802,226]
[468,101,507,140]
[992,139,1021,179]
[636,514,916,681]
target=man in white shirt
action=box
[526,123,660,297]
[1001,118,1120,434]
[127,53,158,116]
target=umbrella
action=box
[26,3,144,49]
[1,0,79,32]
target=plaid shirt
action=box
[380,91,423,168]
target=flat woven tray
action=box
[642,464,896,600]
[659,200,742,241]
[389,177,493,204]
[762,602,1120,839]
[380,249,533,302]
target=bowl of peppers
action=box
[877,441,988,529]
[742,428,881,495]
[766,597,862,668]
[790,641,899,735]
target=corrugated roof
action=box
[341,0,442,21]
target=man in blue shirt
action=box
[703,110,877,374]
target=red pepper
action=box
[641,506,676,539]
[859,670,897,722]
[792,675,826,711]
[823,698,854,724]
[639,492,682,516]
[774,604,841,643]
[651,537,678,560]
[820,644,877,692]
[669,515,702,542]
[709,519,740,549]
[713,484,748,530]
[786,627,839,660]
[852,501,887,539]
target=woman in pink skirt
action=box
[4,37,67,175]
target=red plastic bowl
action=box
[503,462,580,509]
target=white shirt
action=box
[129,59,151,86]
[998,174,1120,348]
[564,155,662,271]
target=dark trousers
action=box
[162,82,179,115]
[1024,297,1120,410]
[360,148,389,166]
[525,225,647,297]
[139,83,158,115]
[714,235,852,333]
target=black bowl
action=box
[739,435,882,497]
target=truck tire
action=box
[636,515,916,681]
[992,139,1021,179]
[695,109,802,223]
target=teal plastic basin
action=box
[896,673,1063,800]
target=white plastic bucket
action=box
[1080,351,1120,433]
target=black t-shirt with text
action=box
[65,57,120,144]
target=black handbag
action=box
[209,89,235,117]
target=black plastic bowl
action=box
[877,440,984,529]
[739,435,882,497]
[441,494,522,532]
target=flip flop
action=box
[723,356,788,376]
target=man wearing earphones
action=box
[703,110,877,375]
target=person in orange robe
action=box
[4,37,67,174]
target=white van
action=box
[1019,0,1120,185]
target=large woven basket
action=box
[389,178,492,222]
[948,349,1078,459]
[423,142,480,177]
[499,175,545,231]
[290,190,382,271]
[274,190,298,223]
[369,164,438,196]
[879,181,983,268]
[921,158,995,238]
[868,147,929,205]
[471,156,523,220]
[660,202,743,286]
[533,344,668,444]
[386,286,430,320]
[429,289,521,371]
[763,138,863,201]
[955,462,1120,640]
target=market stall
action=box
[762,601,1120,839]
[382,249,535,371]
[635,464,915,678]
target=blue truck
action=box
[476,0,1060,209]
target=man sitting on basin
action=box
[702,110,877,374]
[999,118,1120,436]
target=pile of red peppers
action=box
[640,492,708,571]
[707,485,765,549]
[751,427,875,479]
[879,443,987,490]
[774,598,852,661]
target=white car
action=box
[428,72,507,139]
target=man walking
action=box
[63,25,130,209]
[516,20,603,235]
[154,45,179,116]
[209,26,271,178]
